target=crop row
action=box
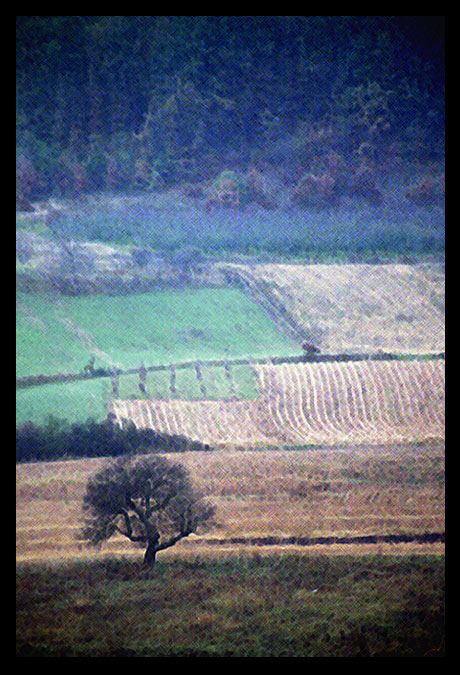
[111,398,271,447]
[111,359,444,447]
[255,359,444,445]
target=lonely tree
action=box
[81,454,216,564]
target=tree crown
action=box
[81,454,216,562]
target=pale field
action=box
[16,440,445,563]
[226,262,445,354]
[112,359,445,447]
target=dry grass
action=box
[16,551,445,656]
[16,440,444,563]
[228,262,445,353]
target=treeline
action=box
[16,16,444,203]
[16,416,212,463]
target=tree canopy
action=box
[81,454,216,564]
[16,16,444,200]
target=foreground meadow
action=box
[16,442,445,657]
[16,554,444,657]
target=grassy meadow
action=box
[17,287,299,377]
[16,379,111,428]
[16,553,444,657]
[16,286,298,426]
[16,363,259,427]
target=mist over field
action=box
[27,172,444,263]
[17,16,444,262]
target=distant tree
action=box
[81,454,216,565]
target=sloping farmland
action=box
[111,398,274,446]
[254,359,444,445]
[110,358,444,447]
[224,263,445,353]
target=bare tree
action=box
[81,454,216,565]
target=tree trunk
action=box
[143,542,158,565]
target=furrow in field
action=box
[411,362,444,434]
[279,365,308,443]
[420,361,445,428]
[303,362,330,435]
[341,362,368,435]
[328,362,357,433]
[259,366,291,442]
[291,362,317,437]
[390,362,423,430]
[364,360,398,435]
[111,359,444,446]
[316,362,346,435]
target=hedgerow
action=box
[16,416,211,463]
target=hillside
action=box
[111,359,444,447]
[17,17,444,206]
[225,262,445,353]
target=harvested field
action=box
[255,359,444,445]
[111,398,270,446]
[225,262,445,353]
[110,358,444,446]
[16,441,445,563]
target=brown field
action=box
[16,440,445,564]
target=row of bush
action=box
[16,147,154,206]
[16,140,445,211]
[16,416,212,463]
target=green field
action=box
[16,379,111,427]
[16,287,298,426]
[16,363,260,427]
[16,554,445,657]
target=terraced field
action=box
[111,358,444,447]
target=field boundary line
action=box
[16,352,445,389]
[194,531,446,547]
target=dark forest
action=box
[16,16,444,204]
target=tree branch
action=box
[113,525,146,543]
[114,507,148,543]
[127,497,148,525]
[156,530,191,552]
[119,508,134,538]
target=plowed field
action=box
[111,359,444,447]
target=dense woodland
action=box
[16,16,444,203]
